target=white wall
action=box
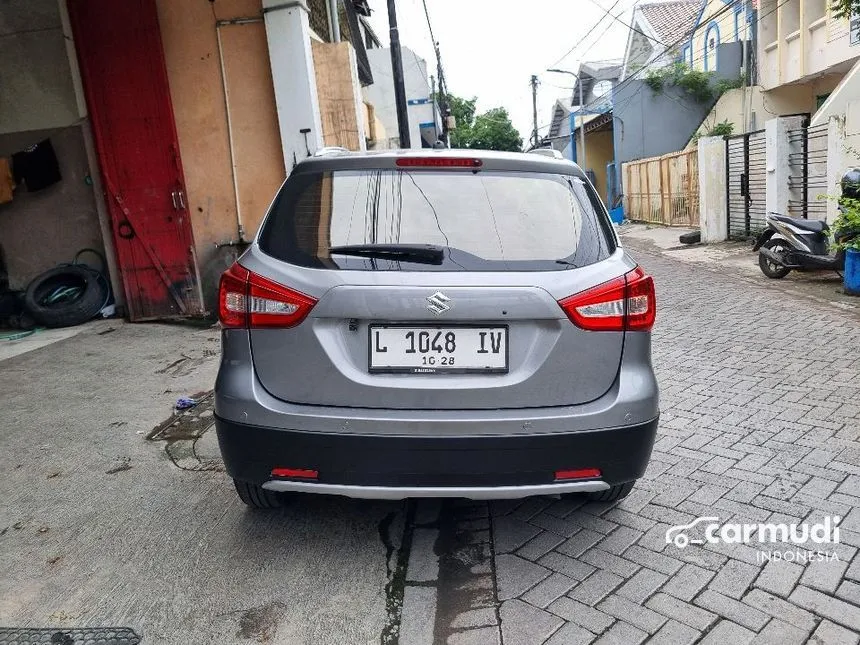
[812,59,860,126]
[826,115,848,224]
[0,0,84,134]
[758,1,859,90]
[698,136,728,242]
[363,47,439,148]
[263,0,324,166]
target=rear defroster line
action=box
[0,627,141,645]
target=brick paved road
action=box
[433,248,860,644]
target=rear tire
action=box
[587,481,635,502]
[758,239,792,279]
[233,479,285,509]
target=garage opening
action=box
[1,0,205,330]
[0,0,114,331]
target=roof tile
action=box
[639,0,703,44]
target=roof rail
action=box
[528,148,565,160]
[313,146,351,157]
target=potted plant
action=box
[832,195,860,295]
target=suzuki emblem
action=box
[427,291,451,315]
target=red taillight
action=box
[395,157,483,168]
[624,267,657,331]
[219,263,250,329]
[271,467,318,479]
[218,263,317,329]
[558,266,655,332]
[555,468,602,480]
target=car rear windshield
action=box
[257,169,615,271]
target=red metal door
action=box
[68,0,203,320]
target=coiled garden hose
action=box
[0,328,40,341]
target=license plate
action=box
[368,325,509,374]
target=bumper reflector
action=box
[554,468,601,481]
[271,467,319,479]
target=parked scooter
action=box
[753,169,860,279]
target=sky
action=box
[366,0,633,147]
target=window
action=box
[259,170,615,271]
[703,22,720,71]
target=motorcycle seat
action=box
[771,214,828,233]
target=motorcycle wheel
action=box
[759,238,792,279]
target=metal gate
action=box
[623,149,699,226]
[788,121,829,220]
[726,129,767,239]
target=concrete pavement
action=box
[0,322,400,644]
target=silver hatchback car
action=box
[215,149,658,508]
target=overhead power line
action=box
[584,0,665,46]
[608,0,790,118]
[608,0,746,100]
[420,0,437,45]
[547,0,627,69]
[420,0,454,143]
[540,0,778,146]
[544,0,743,139]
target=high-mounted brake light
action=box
[218,263,317,329]
[558,267,656,332]
[395,157,483,168]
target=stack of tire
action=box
[24,257,110,328]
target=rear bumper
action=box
[261,481,611,500]
[215,416,658,499]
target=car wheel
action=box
[586,481,635,502]
[233,479,285,509]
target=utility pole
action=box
[435,49,450,146]
[741,0,750,133]
[387,0,411,148]
[547,68,586,170]
[430,74,439,143]
[530,75,539,149]
[327,0,340,42]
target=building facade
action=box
[685,0,753,73]
[758,0,857,108]
[621,0,703,79]
[0,0,411,319]
[363,47,442,149]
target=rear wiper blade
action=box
[328,244,445,264]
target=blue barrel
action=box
[845,248,860,296]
